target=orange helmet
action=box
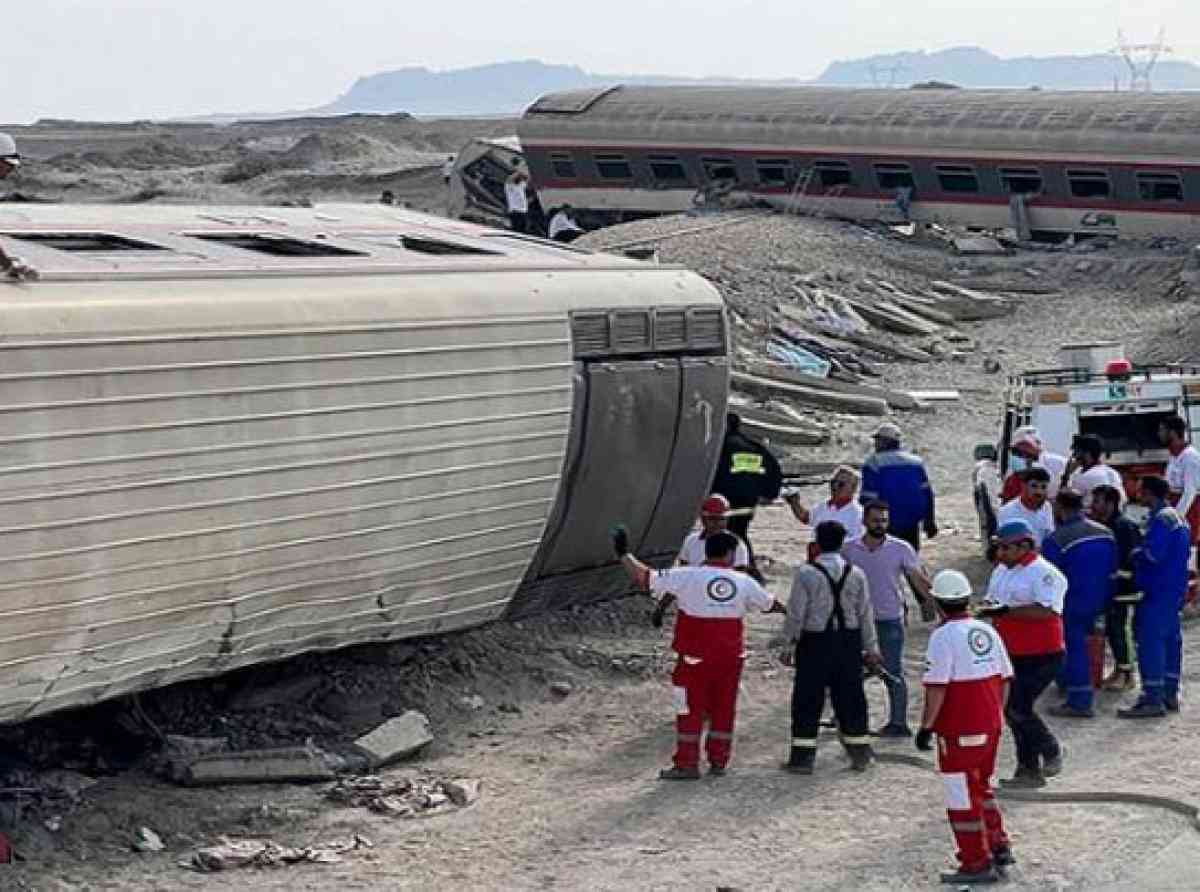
[701,494,731,517]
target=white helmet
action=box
[0,133,19,166]
[931,569,972,602]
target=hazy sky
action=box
[8,0,1198,123]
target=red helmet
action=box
[701,494,731,517]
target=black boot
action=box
[940,865,1000,885]
[845,743,874,772]
[781,747,815,775]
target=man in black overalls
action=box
[780,521,881,774]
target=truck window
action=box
[1078,408,1175,455]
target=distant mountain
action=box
[318,60,807,117]
[817,45,1200,90]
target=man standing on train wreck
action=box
[613,526,785,779]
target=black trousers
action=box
[790,629,869,749]
[726,513,756,566]
[508,211,528,233]
[1106,600,1135,671]
[1005,652,1063,772]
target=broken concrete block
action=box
[133,826,165,853]
[352,711,433,768]
[443,778,481,807]
[183,743,342,786]
[549,681,573,698]
[953,236,1007,256]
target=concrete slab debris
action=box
[444,778,482,807]
[133,827,165,853]
[953,236,1008,256]
[182,743,343,786]
[353,710,434,768]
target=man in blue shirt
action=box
[1120,475,1191,719]
[859,422,937,553]
[1042,488,1117,718]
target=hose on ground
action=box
[872,751,1200,831]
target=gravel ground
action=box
[6,210,1200,890]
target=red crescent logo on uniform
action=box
[706,577,738,603]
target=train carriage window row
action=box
[558,148,1196,206]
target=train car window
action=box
[648,155,689,183]
[1136,172,1184,202]
[1066,169,1111,199]
[1000,167,1043,195]
[550,152,577,179]
[934,164,980,193]
[813,161,854,189]
[4,232,169,252]
[398,236,500,256]
[755,158,793,186]
[594,154,633,180]
[873,162,915,191]
[189,233,368,257]
[702,158,738,182]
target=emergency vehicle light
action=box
[1105,358,1133,380]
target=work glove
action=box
[610,525,629,558]
[915,728,934,752]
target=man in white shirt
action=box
[676,494,751,571]
[996,467,1055,546]
[548,205,584,243]
[1160,415,1200,549]
[1002,426,1066,503]
[504,169,530,233]
[1064,436,1123,509]
[785,465,865,549]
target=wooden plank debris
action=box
[731,370,889,416]
[742,360,924,411]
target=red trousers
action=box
[671,656,743,769]
[937,730,1009,873]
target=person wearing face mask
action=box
[844,500,934,738]
[996,468,1055,547]
[1000,428,1066,504]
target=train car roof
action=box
[0,202,650,281]
[520,85,1200,164]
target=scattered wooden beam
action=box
[742,360,924,411]
[843,296,941,336]
[731,370,889,416]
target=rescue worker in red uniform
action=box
[917,569,1015,886]
[613,527,785,779]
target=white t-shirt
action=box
[1167,445,1200,516]
[985,556,1067,614]
[1067,463,1123,508]
[504,181,529,214]
[924,619,1013,686]
[677,530,751,569]
[1038,451,1068,500]
[548,211,581,239]
[997,498,1055,546]
[810,500,864,541]
[648,566,774,618]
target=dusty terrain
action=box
[2,122,1200,888]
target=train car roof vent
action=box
[190,233,367,257]
[654,309,687,350]
[688,308,726,350]
[3,232,169,253]
[613,310,652,353]
[570,312,610,358]
[527,85,623,115]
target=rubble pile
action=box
[182,833,373,872]
[326,773,482,818]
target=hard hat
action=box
[931,569,972,602]
[873,421,902,441]
[701,494,731,517]
[0,133,19,166]
[995,519,1036,545]
[1011,428,1041,451]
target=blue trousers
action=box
[1061,611,1101,710]
[875,619,908,729]
[1136,605,1183,706]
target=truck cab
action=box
[974,342,1200,545]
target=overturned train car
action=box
[0,204,728,723]
[519,84,1200,240]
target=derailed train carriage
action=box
[0,203,729,723]
[519,84,1200,240]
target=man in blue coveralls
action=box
[1042,488,1117,719]
[859,422,937,553]
[1120,475,1191,719]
